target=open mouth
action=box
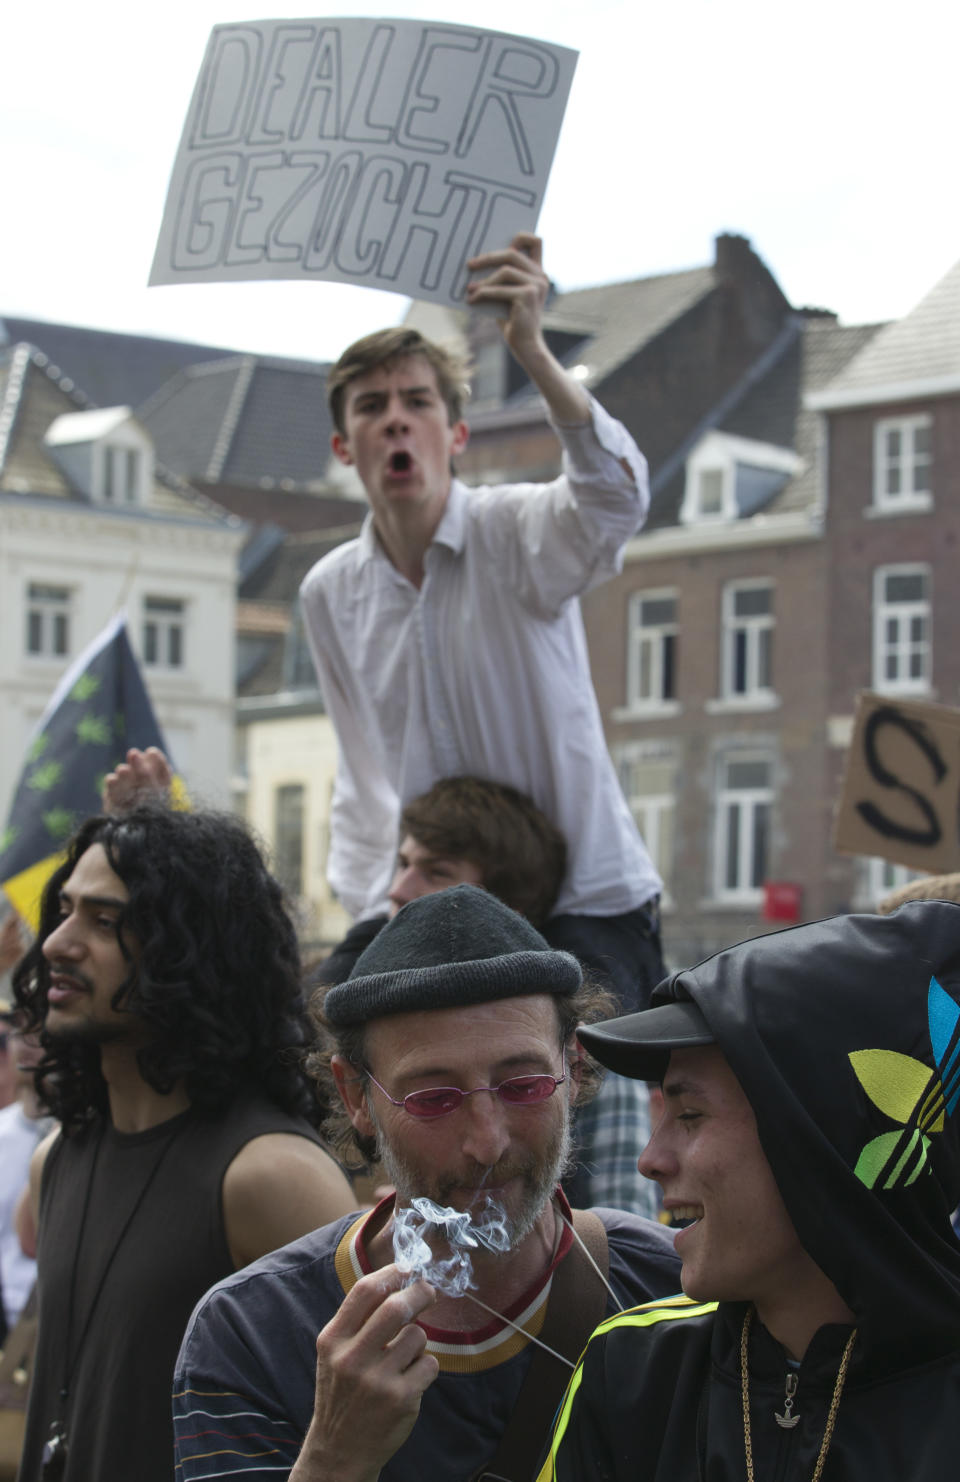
[47,971,89,1003]
[389,451,412,474]
[668,1204,704,1228]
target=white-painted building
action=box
[0,343,245,822]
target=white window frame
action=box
[714,753,773,904]
[274,781,306,899]
[101,443,144,505]
[626,588,678,712]
[631,792,675,909]
[143,596,186,670]
[25,583,71,659]
[857,857,926,911]
[721,580,774,702]
[616,744,676,907]
[681,431,803,524]
[873,415,932,512]
[872,564,931,695]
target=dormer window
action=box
[102,445,143,505]
[697,469,726,518]
[44,407,153,506]
[682,432,803,524]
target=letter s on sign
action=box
[855,705,946,849]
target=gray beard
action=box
[371,1104,573,1250]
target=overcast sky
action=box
[4,0,958,362]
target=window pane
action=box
[144,623,158,664]
[726,760,770,790]
[27,612,42,653]
[700,469,724,513]
[125,449,139,500]
[168,626,183,667]
[752,804,769,887]
[913,425,931,456]
[662,633,675,701]
[725,805,740,889]
[909,615,925,643]
[886,466,901,496]
[885,429,901,457]
[145,597,184,615]
[274,784,305,897]
[638,638,652,699]
[885,573,925,603]
[733,630,748,694]
[733,586,771,617]
[757,628,771,690]
[28,584,69,602]
[53,613,68,656]
[640,597,675,626]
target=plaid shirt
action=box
[575,1072,660,1220]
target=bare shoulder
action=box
[29,1126,62,1226]
[222,1132,356,1270]
[30,1126,60,1184]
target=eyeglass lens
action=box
[404,1075,560,1118]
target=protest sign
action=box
[150,17,578,308]
[834,691,960,874]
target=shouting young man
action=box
[300,234,663,1018]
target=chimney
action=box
[714,233,753,279]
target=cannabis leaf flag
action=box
[0,612,173,928]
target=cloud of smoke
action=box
[393,1195,512,1297]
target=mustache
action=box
[435,1158,537,1202]
[45,962,94,993]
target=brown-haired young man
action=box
[301,233,664,1022]
[313,776,658,1218]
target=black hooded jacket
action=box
[540,903,960,1480]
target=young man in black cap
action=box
[173,885,681,1482]
[540,901,960,1482]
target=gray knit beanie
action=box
[323,884,582,1027]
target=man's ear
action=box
[331,1054,376,1138]
[451,419,469,457]
[331,432,354,467]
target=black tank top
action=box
[19,1094,322,1482]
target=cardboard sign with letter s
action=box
[834,691,960,874]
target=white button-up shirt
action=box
[300,396,662,921]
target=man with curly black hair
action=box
[12,805,354,1482]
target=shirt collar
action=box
[355,481,469,568]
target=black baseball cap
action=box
[577,997,714,1081]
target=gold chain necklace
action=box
[740,1307,857,1482]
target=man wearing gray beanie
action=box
[173,885,680,1482]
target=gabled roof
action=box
[808,254,960,409]
[137,354,335,490]
[0,315,236,409]
[0,343,235,526]
[648,315,885,529]
[539,265,717,392]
